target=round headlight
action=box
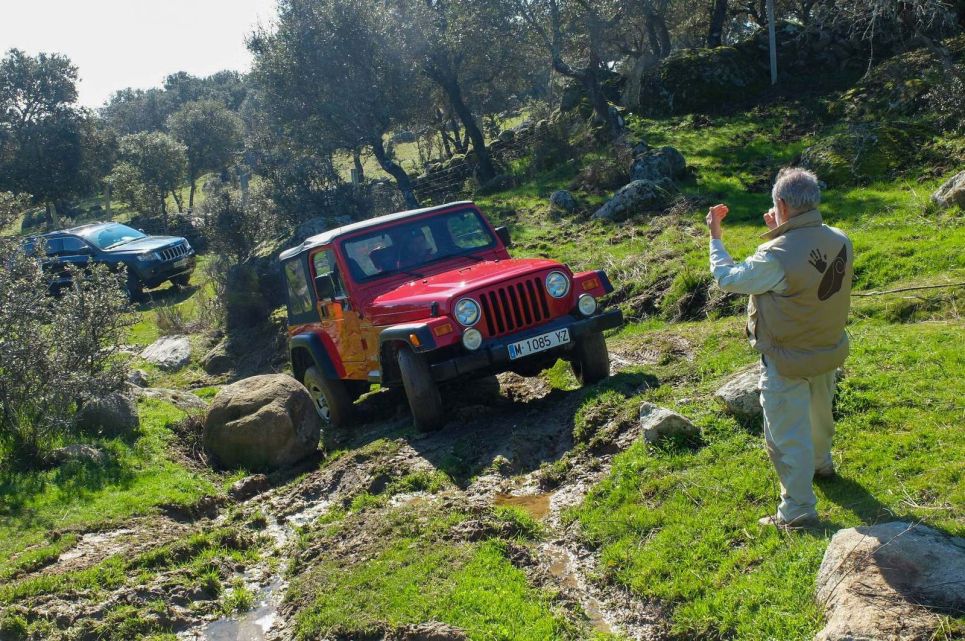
[454,298,480,326]
[462,328,483,351]
[578,294,598,316]
[545,271,570,298]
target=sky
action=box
[0,0,277,108]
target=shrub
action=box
[0,239,132,463]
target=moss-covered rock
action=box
[800,122,932,186]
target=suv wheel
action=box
[303,366,353,447]
[397,347,444,432]
[170,274,190,288]
[571,331,610,386]
[126,271,144,302]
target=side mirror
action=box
[495,226,512,248]
[314,273,336,300]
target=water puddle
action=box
[493,492,553,521]
[187,579,282,641]
[58,528,135,562]
[542,543,615,635]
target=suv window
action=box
[343,209,494,281]
[283,258,314,317]
[312,249,346,298]
[59,237,88,254]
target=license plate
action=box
[173,258,188,268]
[508,328,570,360]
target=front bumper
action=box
[429,308,623,383]
[137,254,197,288]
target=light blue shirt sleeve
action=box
[709,239,788,295]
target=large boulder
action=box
[816,521,965,641]
[75,392,139,437]
[715,366,762,421]
[629,146,687,182]
[203,374,321,471]
[141,335,191,371]
[592,179,674,221]
[639,402,698,444]
[932,170,965,209]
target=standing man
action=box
[706,167,853,528]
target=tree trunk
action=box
[449,120,468,154]
[352,149,365,183]
[622,52,655,111]
[44,202,60,229]
[188,179,196,210]
[436,74,496,182]
[171,189,184,213]
[708,0,729,47]
[160,197,169,231]
[439,127,453,158]
[370,136,420,209]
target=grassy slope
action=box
[476,107,965,639]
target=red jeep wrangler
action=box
[279,201,622,435]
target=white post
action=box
[767,0,778,84]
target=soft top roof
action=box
[278,201,476,262]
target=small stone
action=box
[715,366,762,420]
[46,444,107,466]
[201,340,232,375]
[815,521,965,641]
[639,402,698,443]
[387,621,469,641]
[549,190,578,213]
[127,369,150,387]
[135,387,208,411]
[229,474,271,501]
[75,392,139,437]
[932,170,965,209]
[141,335,191,371]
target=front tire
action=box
[303,366,353,447]
[398,347,444,432]
[571,331,610,385]
[170,274,191,288]
[126,270,144,302]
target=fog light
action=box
[462,328,483,351]
[578,294,597,316]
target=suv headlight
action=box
[136,252,157,262]
[545,271,570,298]
[454,298,480,326]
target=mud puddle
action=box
[493,492,553,520]
[542,543,615,634]
[195,579,283,641]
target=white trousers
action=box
[759,358,837,522]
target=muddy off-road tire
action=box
[126,271,144,302]
[303,366,353,446]
[170,274,191,288]
[571,331,610,385]
[398,347,444,432]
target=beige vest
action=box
[747,209,853,378]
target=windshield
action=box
[79,223,146,250]
[342,209,496,282]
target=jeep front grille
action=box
[477,277,552,337]
[158,243,188,262]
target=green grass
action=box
[0,398,221,579]
[292,506,577,640]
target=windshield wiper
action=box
[104,238,138,250]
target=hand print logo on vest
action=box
[810,245,847,301]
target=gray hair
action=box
[772,167,821,214]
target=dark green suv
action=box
[25,222,196,298]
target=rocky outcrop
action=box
[715,366,762,421]
[203,374,321,471]
[141,336,191,371]
[592,179,674,221]
[75,392,139,437]
[629,146,687,183]
[639,402,698,444]
[933,170,965,209]
[229,474,271,501]
[127,369,150,387]
[801,122,931,186]
[816,521,965,641]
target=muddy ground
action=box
[4,351,672,641]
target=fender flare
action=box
[289,332,344,380]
